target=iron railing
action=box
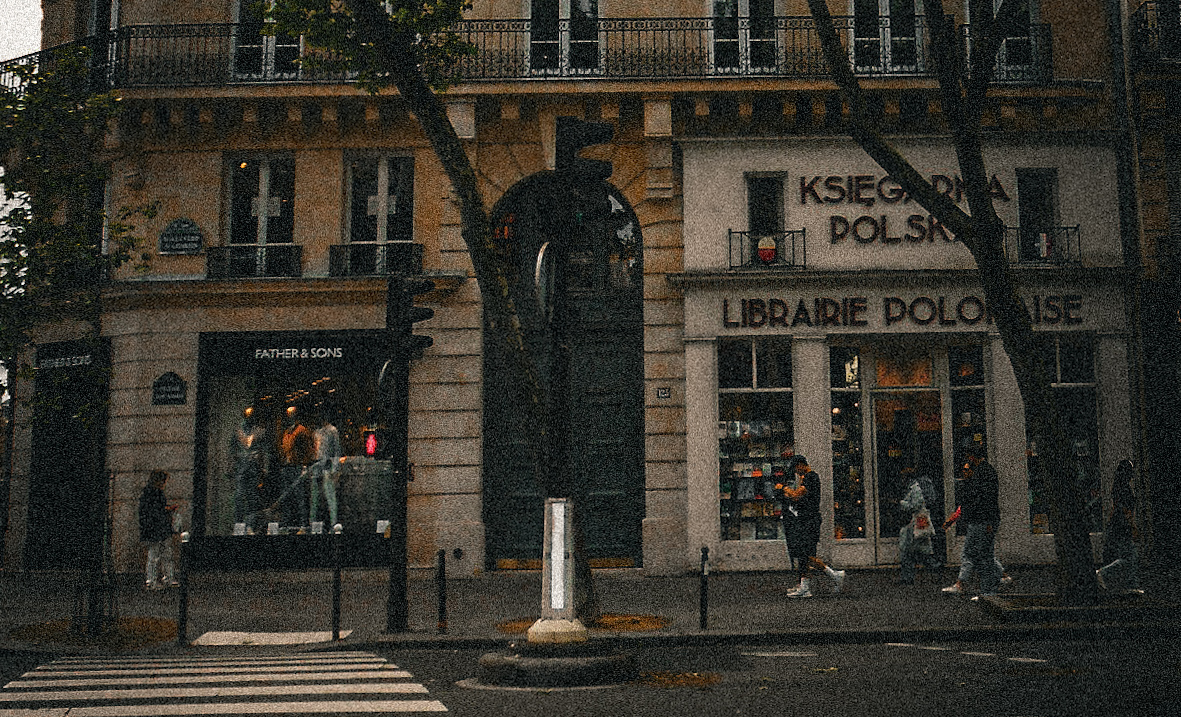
[1003,225,1082,265]
[728,229,807,270]
[206,244,303,279]
[960,23,1053,84]
[1131,2,1181,67]
[3,16,1056,88]
[328,242,424,277]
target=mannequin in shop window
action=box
[898,464,940,584]
[778,455,847,598]
[270,404,316,529]
[231,405,267,533]
[310,409,343,528]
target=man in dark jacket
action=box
[942,451,1001,597]
[779,455,846,598]
[138,470,176,590]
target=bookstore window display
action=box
[830,347,865,540]
[718,337,794,541]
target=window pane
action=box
[387,158,415,243]
[875,353,933,387]
[1058,337,1095,384]
[266,156,296,244]
[747,177,783,235]
[230,159,260,245]
[755,337,792,389]
[949,345,985,387]
[349,158,379,244]
[718,339,753,389]
[830,346,860,389]
[718,392,794,541]
[831,390,865,540]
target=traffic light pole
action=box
[384,276,411,633]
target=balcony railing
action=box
[1003,225,1081,265]
[207,244,302,279]
[3,15,1059,89]
[1132,2,1181,67]
[328,242,424,277]
[729,229,807,270]
[960,23,1053,84]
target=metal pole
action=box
[435,549,447,635]
[332,524,342,641]
[176,532,190,647]
[699,546,709,631]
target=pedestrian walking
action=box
[898,468,938,584]
[1097,459,1143,594]
[138,470,178,590]
[779,455,845,598]
[940,450,1001,597]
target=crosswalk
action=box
[0,651,447,715]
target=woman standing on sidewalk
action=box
[779,455,845,598]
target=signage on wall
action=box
[722,293,1083,329]
[158,218,205,255]
[253,347,345,360]
[797,173,1011,245]
[152,372,188,405]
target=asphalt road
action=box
[387,636,1176,717]
[0,636,1173,716]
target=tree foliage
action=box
[0,44,153,379]
[804,0,1099,601]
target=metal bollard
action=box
[332,524,343,641]
[699,546,710,631]
[176,532,190,647]
[435,549,447,635]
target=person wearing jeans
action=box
[941,451,1001,597]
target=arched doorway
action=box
[482,173,645,569]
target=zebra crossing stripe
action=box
[0,701,447,715]
[0,652,446,715]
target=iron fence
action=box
[728,229,807,270]
[4,15,1056,89]
[1003,225,1082,265]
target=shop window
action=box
[830,347,865,540]
[950,345,988,537]
[718,337,794,541]
[1026,335,1102,534]
[875,352,933,387]
[200,332,395,538]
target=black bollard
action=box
[332,524,343,641]
[176,532,190,648]
[699,546,709,631]
[436,549,447,635]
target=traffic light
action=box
[388,275,435,360]
[555,116,614,180]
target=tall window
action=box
[234,1,301,79]
[348,156,414,245]
[531,0,599,73]
[854,0,922,73]
[830,347,865,540]
[230,156,295,246]
[718,337,794,541]
[1016,168,1059,261]
[1026,335,1101,534]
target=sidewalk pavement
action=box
[2,564,1178,655]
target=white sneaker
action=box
[941,583,963,594]
[785,583,806,597]
[831,570,846,594]
[787,584,813,598]
[1000,574,1014,588]
[1095,569,1107,591]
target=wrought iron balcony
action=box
[960,23,1053,84]
[1131,2,1181,67]
[328,242,424,277]
[728,229,807,270]
[206,244,302,279]
[3,15,999,88]
[1003,225,1082,265]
